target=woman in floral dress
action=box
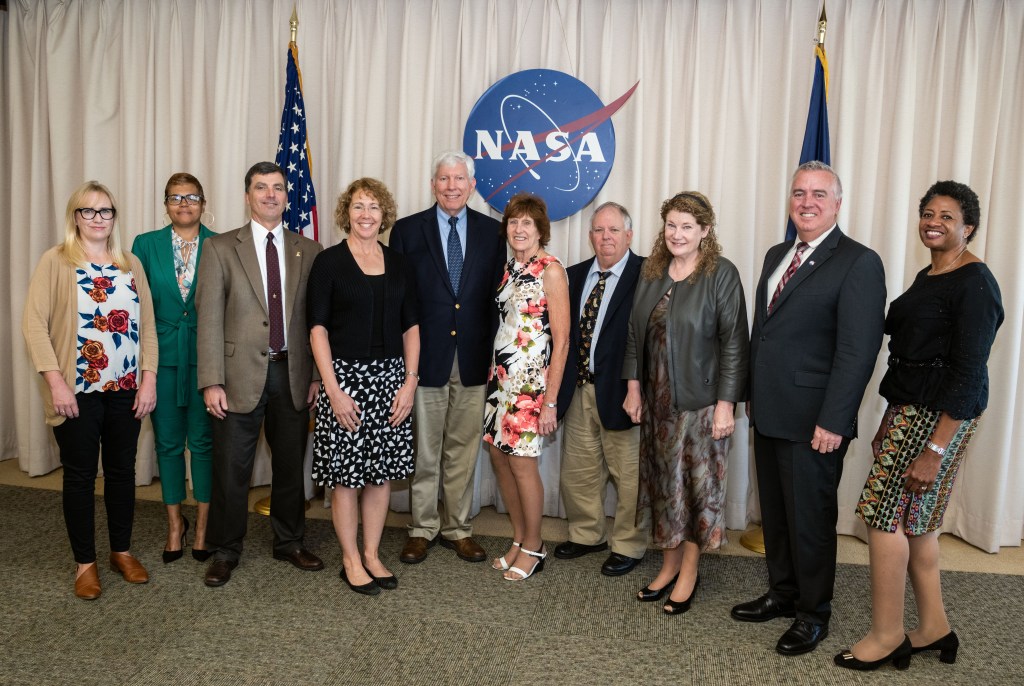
[623,192,748,614]
[483,192,569,581]
[23,181,159,600]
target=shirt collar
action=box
[588,251,631,279]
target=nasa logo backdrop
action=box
[464,69,629,222]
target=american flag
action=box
[275,43,318,241]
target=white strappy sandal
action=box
[492,541,521,571]
[504,545,546,581]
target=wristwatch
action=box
[406,371,419,380]
[545,402,557,408]
[925,441,947,456]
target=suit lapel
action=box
[234,224,269,314]
[568,257,594,324]
[153,226,181,303]
[423,206,454,296]
[282,230,306,327]
[768,227,843,316]
[603,252,641,321]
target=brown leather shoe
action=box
[74,563,101,600]
[441,536,487,562]
[109,552,149,584]
[273,547,324,571]
[204,558,238,587]
[400,535,437,564]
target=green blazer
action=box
[131,224,216,406]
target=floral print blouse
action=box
[75,263,142,393]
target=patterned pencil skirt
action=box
[311,357,414,489]
[856,402,979,536]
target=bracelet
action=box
[544,402,556,409]
[925,440,947,456]
[406,371,419,380]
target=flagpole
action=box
[740,4,828,556]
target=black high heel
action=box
[911,631,958,664]
[834,635,912,671]
[637,574,678,602]
[663,575,700,615]
[162,515,190,564]
[191,548,213,562]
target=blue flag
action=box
[786,44,831,241]
[275,44,318,241]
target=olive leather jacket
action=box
[622,257,749,411]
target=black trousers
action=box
[753,429,847,626]
[52,390,141,564]
[207,359,309,561]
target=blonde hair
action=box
[60,181,132,273]
[334,177,398,234]
[642,191,722,282]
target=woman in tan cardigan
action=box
[22,181,159,600]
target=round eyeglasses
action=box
[76,208,116,220]
[165,194,204,206]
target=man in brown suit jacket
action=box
[196,161,324,586]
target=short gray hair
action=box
[793,160,843,200]
[590,201,633,232]
[432,150,475,180]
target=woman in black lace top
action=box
[835,181,1003,671]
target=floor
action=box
[2,457,1021,575]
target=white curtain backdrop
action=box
[2,0,1021,552]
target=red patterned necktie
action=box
[266,234,285,352]
[768,241,809,313]
[577,271,610,386]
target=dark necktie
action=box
[768,241,809,313]
[266,234,285,352]
[577,271,610,386]
[447,215,463,295]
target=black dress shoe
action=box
[911,630,958,664]
[834,636,912,671]
[204,558,238,587]
[637,574,678,602]
[730,594,797,622]
[369,573,398,590]
[776,619,829,655]
[664,575,700,615]
[601,552,642,576]
[273,547,324,571]
[553,540,608,559]
[340,568,381,596]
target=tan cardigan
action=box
[22,246,159,426]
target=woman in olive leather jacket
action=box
[623,191,748,615]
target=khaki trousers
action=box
[408,357,485,540]
[559,383,647,559]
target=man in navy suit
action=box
[553,202,647,576]
[390,151,505,564]
[731,161,886,655]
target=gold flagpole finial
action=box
[290,6,298,44]
[816,5,828,47]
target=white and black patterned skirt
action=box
[311,357,414,488]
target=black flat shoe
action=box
[637,574,678,602]
[369,573,398,590]
[664,575,700,615]
[162,515,190,564]
[191,548,213,562]
[834,636,912,671]
[911,631,958,664]
[340,567,380,596]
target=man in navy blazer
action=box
[553,202,647,576]
[389,151,505,564]
[732,161,886,656]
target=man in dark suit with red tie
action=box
[553,202,647,576]
[732,161,886,655]
[390,151,505,564]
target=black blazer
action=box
[749,227,886,441]
[389,204,505,387]
[556,251,643,430]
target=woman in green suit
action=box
[132,172,215,563]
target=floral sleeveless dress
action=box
[482,254,563,457]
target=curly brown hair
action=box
[334,177,398,234]
[642,191,722,282]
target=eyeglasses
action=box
[165,194,204,205]
[76,207,116,220]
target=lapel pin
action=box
[296,251,301,257]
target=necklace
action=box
[929,246,967,275]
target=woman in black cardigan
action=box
[307,178,420,596]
